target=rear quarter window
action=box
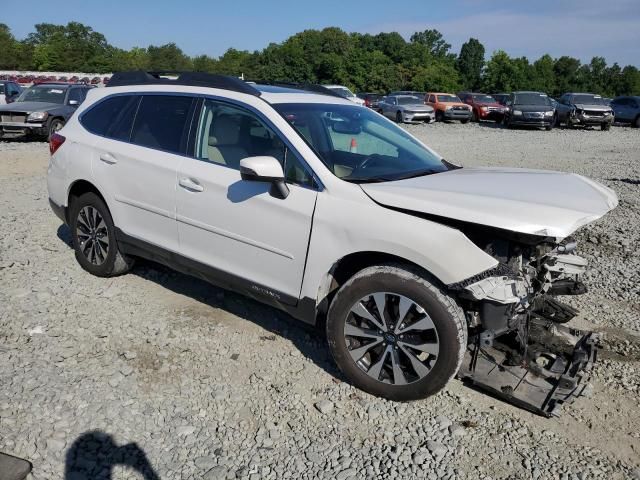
[81,95,140,141]
[130,95,195,155]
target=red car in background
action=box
[457,92,507,122]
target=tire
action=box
[601,122,611,131]
[435,110,444,122]
[48,118,65,140]
[326,264,467,401]
[69,192,134,277]
[460,119,469,124]
[471,109,478,122]
[545,123,553,131]
[553,113,560,128]
[634,116,640,128]
[395,111,403,123]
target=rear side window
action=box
[81,95,140,141]
[130,95,194,155]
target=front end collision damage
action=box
[452,231,599,416]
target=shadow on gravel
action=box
[55,224,343,382]
[607,178,640,185]
[64,431,160,480]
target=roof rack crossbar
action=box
[106,71,261,96]
[252,81,345,99]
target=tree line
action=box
[1,22,638,97]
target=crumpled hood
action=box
[361,167,618,238]
[574,104,611,111]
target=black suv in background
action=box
[356,92,383,109]
[555,93,614,130]
[611,96,640,128]
[0,82,93,140]
[502,91,554,130]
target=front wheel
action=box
[69,192,135,277]
[601,122,611,131]
[395,111,403,123]
[48,118,65,140]
[326,265,467,401]
[435,110,444,122]
[460,118,469,124]
[634,115,640,128]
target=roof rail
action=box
[106,71,261,96]
[253,81,345,99]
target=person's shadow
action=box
[64,431,160,480]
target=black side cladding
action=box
[106,71,261,96]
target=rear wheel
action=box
[69,192,134,277]
[326,265,467,401]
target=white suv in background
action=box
[47,72,616,408]
[323,84,365,105]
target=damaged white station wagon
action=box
[47,72,618,416]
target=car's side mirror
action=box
[240,156,289,199]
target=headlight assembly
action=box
[544,111,554,117]
[27,111,49,122]
[513,110,522,116]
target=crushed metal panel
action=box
[458,330,599,417]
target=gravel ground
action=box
[1,122,639,480]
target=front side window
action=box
[68,88,88,105]
[17,85,67,104]
[130,95,194,155]
[194,99,314,187]
[274,103,449,182]
[81,95,140,141]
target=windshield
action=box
[274,103,449,183]
[397,96,422,105]
[327,87,354,98]
[573,94,606,105]
[513,93,550,106]
[17,85,66,104]
[437,95,461,103]
[472,94,496,103]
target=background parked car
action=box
[0,81,22,104]
[458,92,506,122]
[356,92,383,109]
[425,92,471,123]
[555,93,614,130]
[378,95,434,123]
[611,96,640,128]
[492,93,509,106]
[0,82,93,140]
[323,85,365,105]
[502,91,554,130]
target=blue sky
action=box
[5,0,640,66]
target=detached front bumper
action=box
[0,121,47,138]
[569,112,614,126]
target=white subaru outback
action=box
[47,72,617,411]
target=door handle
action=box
[179,177,204,192]
[99,153,117,165]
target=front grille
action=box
[452,106,468,111]
[0,112,27,123]
[487,106,500,111]
[524,112,544,119]
[583,110,604,117]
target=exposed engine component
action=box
[455,233,598,416]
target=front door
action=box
[175,98,318,303]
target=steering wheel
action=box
[353,153,385,172]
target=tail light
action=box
[49,133,66,155]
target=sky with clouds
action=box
[4,0,639,66]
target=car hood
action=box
[513,104,554,113]
[478,102,503,108]
[0,101,61,112]
[401,104,433,111]
[441,102,468,108]
[574,104,611,111]
[360,167,618,238]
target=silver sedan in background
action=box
[378,95,434,123]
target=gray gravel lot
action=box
[1,122,639,479]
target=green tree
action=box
[410,29,451,58]
[147,43,192,71]
[530,54,556,93]
[456,38,484,90]
[0,24,17,69]
[553,56,581,95]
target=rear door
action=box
[175,98,318,302]
[87,94,196,252]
